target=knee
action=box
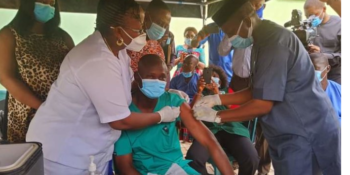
[239,148,259,167]
[246,149,260,167]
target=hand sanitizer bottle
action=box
[89,156,101,175]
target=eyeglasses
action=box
[124,26,145,35]
[110,26,145,35]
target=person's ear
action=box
[111,27,125,46]
[244,16,252,27]
[326,65,331,73]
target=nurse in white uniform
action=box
[26,0,182,174]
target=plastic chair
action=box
[208,118,258,175]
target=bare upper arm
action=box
[0,26,19,84]
[179,103,215,146]
[60,29,75,50]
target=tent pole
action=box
[201,0,208,27]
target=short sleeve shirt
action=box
[251,20,339,141]
[169,73,200,102]
[128,40,165,72]
[114,92,199,175]
[26,31,133,169]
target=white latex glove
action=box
[157,106,180,123]
[168,89,190,103]
[218,34,233,56]
[193,94,222,108]
[193,106,218,122]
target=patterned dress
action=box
[7,27,70,143]
[128,40,165,72]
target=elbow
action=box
[109,118,133,130]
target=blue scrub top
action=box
[251,20,340,175]
[169,73,200,102]
[326,80,341,123]
[199,28,233,83]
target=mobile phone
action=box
[203,67,213,84]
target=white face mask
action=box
[120,27,147,52]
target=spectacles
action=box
[110,26,145,35]
[122,26,145,35]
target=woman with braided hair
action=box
[26,0,181,174]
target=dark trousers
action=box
[229,75,250,92]
[186,131,259,175]
[255,122,272,175]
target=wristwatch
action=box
[214,115,222,124]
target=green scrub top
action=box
[202,88,250,139]
[114,92,199,175]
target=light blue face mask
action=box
[34,2,55,23]
[315,67,327,82]
[229,20,254,49]
[146,22,166,40]
[181,72,193,78]
[212,77,221,88]
[310,13,324,27]
[138,74,166,99]
[185,38,192,46]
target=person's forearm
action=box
[218,100,272,122]
[110,112,160,130]
[207,142,235,175]
[1,77,42,109]
[220,88,252,106]
[174,57,181,66]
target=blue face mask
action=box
[310,13,324,27]
[212,77,221,88]
[185,38,192,46]
[34,2,55,23]
[315,67,327,82]
[146,23,166,40]
[182,72,193,78]
[138,77,166,99]
[229,20,253,49]
[256,5,264,19]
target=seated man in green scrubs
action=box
[113,54,234,175]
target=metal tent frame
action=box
[0,0,225,26]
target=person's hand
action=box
[193,106,218,122]
[205,79,220,94]
[308,44,321,53]
[157,106,180,123]
[203,23,220,35]
[194,94,222,108]
[197,76,206,93]
[168,89,190,103]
